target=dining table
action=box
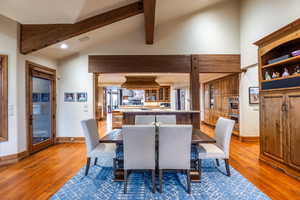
[99,128,216,182]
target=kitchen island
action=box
[118,109,201,128]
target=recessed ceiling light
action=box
[60,43,68,49]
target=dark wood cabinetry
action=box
[286,91,300,171]
[255,18,300,179]
[203,74,239,134]
[144,86,170,102]
[260,92,285,162]
[260,90,300,177]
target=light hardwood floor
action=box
[0,123,300,200]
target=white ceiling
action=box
[98,73,232,86]
[0,0,138,24]
[0,0,226,59]
[0,0,224,24]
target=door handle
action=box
[284,103,288,112]
[281,104,285,112]
[281,103,288,112]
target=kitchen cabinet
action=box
[144,86,170,102]
[203,74,239,134]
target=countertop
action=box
[115,109,200,113]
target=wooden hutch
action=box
[255,18,300,180]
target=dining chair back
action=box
[215,117,235,158]
[123,125,156,193]
[135,115,155,125]
[81,119,100,156]
[158,124,193,193]
[123,125,156,169]
[156,115,176,125]
[197,117,235,178]
[81,119,116,176]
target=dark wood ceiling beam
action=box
[20,2,144,54]
[89,55,191,73]
[143,0,156,44]
[192,54,241,73]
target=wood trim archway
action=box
[90,54,241,129]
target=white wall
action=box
[240,0,300,68]
[0,15,18,156]
[57,55,94,137]
[239,0,300,136]
[56,0,240,137]
[0,15,57,156]
[239,67,259,136]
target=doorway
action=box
[26,61,56,154]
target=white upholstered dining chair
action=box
[156,115,176,125]
[81,119,116,176]
[158,124,193,194]
[197,117,235,177]
[135,115,155,125]
[123,125,156,193]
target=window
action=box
[0,55,8,141]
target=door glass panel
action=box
[32,77,52,145]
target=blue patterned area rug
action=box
[51,155,269,200]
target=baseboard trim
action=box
[56,137,85,143]
[0,150,29,166]
[239,136,260,142]
[202,121,258,142]
[260,154,300,181]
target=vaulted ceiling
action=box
[0,0,227,59]
[0,0,138,24]
[0,0,223,24]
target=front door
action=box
[27,62,56,154]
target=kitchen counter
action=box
[117,109,200,113]
[119,109,201,128]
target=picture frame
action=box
[76,92,87,102]
[249,87,259,104]
[41,93,50,102]
[32,93,40,103]
[64,93,75,102]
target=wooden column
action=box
[190,56,200,129]
[94,74,99,121]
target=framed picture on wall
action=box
[41,93,50,102]
[32,93,40,102]
[249,87,259,104]
[64,93,75,102]
[77,92,87,102]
